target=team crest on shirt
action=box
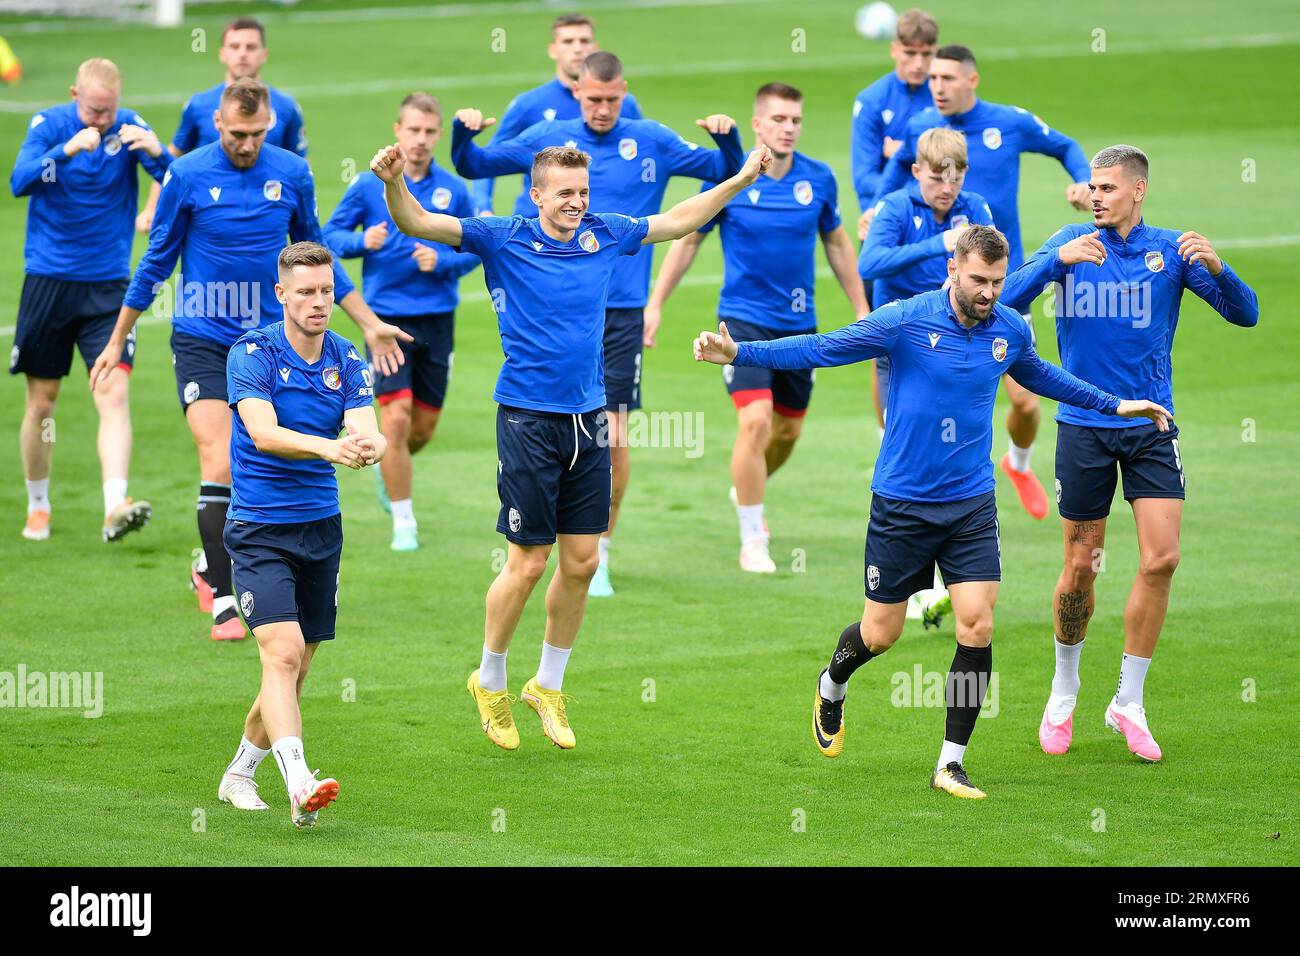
[322,366,341,390]
[543,108,557,121]
[618,138,638,160]
[431,186,452,209]
[982,127,1002,150]
[263,180,282,202]
[867,565,880,591]
[793,180,814,205]
[240,591,255,618]
[991,337,1008,362]
[951,214,969,229]
[882,108,894,124]
[578,230,600,253]
[102,134,122,156]
[1145,250,1164,273]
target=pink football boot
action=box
[1038,694,1076,755]
[1105,697,1163,762]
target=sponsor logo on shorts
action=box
[867,565,880,591]
[1055,478,1062,503]
[431,186,452,209]
[991,337,1008,362]
[102,134,122,156]
[240,591,254,618]
[982,127,1002,150]
[183,381,200,404]
[263,180,282,202]
[618,137,637,160]
[9,345,19,370]
[1144,250,1164,273]
[793,180,814,205]
[578,230,600,253]
[322,366,341,389]
[508,507,522,533]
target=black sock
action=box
[827,621,875,685]
[197,483,232,601]
[944,643,993,748]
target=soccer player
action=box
[467,12,642,216]
[324,92,480,552]
[9,58,168,543]
[217,241,384,827]
[850,8,938,429]
[371,138,773,751]
[694,225,1171,798]
[645,82,868,573]
[451,51,744,596]
[136,16,306,233]
[88,79,408,642]
[999,145,1258,762]
[871,44,1094,520]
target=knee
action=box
[955,614,994,648]
[382,402,412,440]
[1010,390,1040,415]
[26,390,57,421]
[92,374,129,414]
[1140,548,1180,579]
[738,413,772,449]
[262,641,304,677]
[563,551,600,582]
[509,553,549,588]
[1063,551,1099,591]
[408,417,437,451]
[863,618,902,653]
[772,416,803,446]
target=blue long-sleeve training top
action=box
[1000,219,1259,429]
[850,71,932,214]
[452,115,743,309]
[732,287,1122,502]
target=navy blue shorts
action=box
[496,405,610,545]
[9,275,133,379]
[603,307,643,411]
[171,330,230,411]
[722,317,815,417]
[370,312,453,411]
[224,514,343,642]
[1055,422,1184,521]
[864,492,1001,603]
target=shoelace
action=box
[488,692,517,728]
[546,691,576,728]
[230,775,260,796]
[820,697,843,731]
[946,762,970,784]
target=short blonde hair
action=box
[75,58,120,90]
[916,127,968,173]
[896,9,938,46]
[532,145,591,188]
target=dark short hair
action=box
[278,241,334,277]
[552,13,594,35]
[1091,144,1149,181]
[579,50,624,82]
[398,91,441,121]
[755,82,803,106]
[220,77,270,117]
[934,43,977,68]
[532,145,591,188]
[954,224,1009,264]
[222,16,265,45]
[896,9,939,46]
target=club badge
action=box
[793,180,814,205]
[982,127,1002,150]
[951,214,969,229]
[431,186,452,209]
[992,337,1008,362]
[102,134,122,156]
[867,565,880,591]
[618,138,638,160]
[1145,250,1164,273]
[263,180,282,202]
[579,230,600,253]
[322,366,341,390]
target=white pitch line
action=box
[2,31,1297,113]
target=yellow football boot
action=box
[467,669,520,751]
[520,677,576,749]
[929,762,987,799]
[813,669,845,758]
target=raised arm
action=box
[371,143,464,246]
[449,110,537,181]
[643,145,771,244]
[11,113,83,196]
[644,229,707,348]
[1176,232,1259,328]
[660,116,745,182]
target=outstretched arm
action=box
[644,230,707,347]
[371,144,464,246]
[1008,343,1172,430]
[694,309,900,371]
[643,145,772,244]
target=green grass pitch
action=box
[0,0,1297,865]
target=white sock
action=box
[537,642,571,691]
[820,669,846,703]
[391,497,415,529]
[1115,652,1151,708]
[271,735,311,795]
[195,548,209,574]
[225,736,270,778]
[102,476,127,515]
[737,503,766,543]
[26,477,50,514]
[1008,441,1033,473]
[597,535,610,568]
[212,594,237,620]
[479,646,507,692]
[937,739,967,771]
[1052,637,1083,697]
